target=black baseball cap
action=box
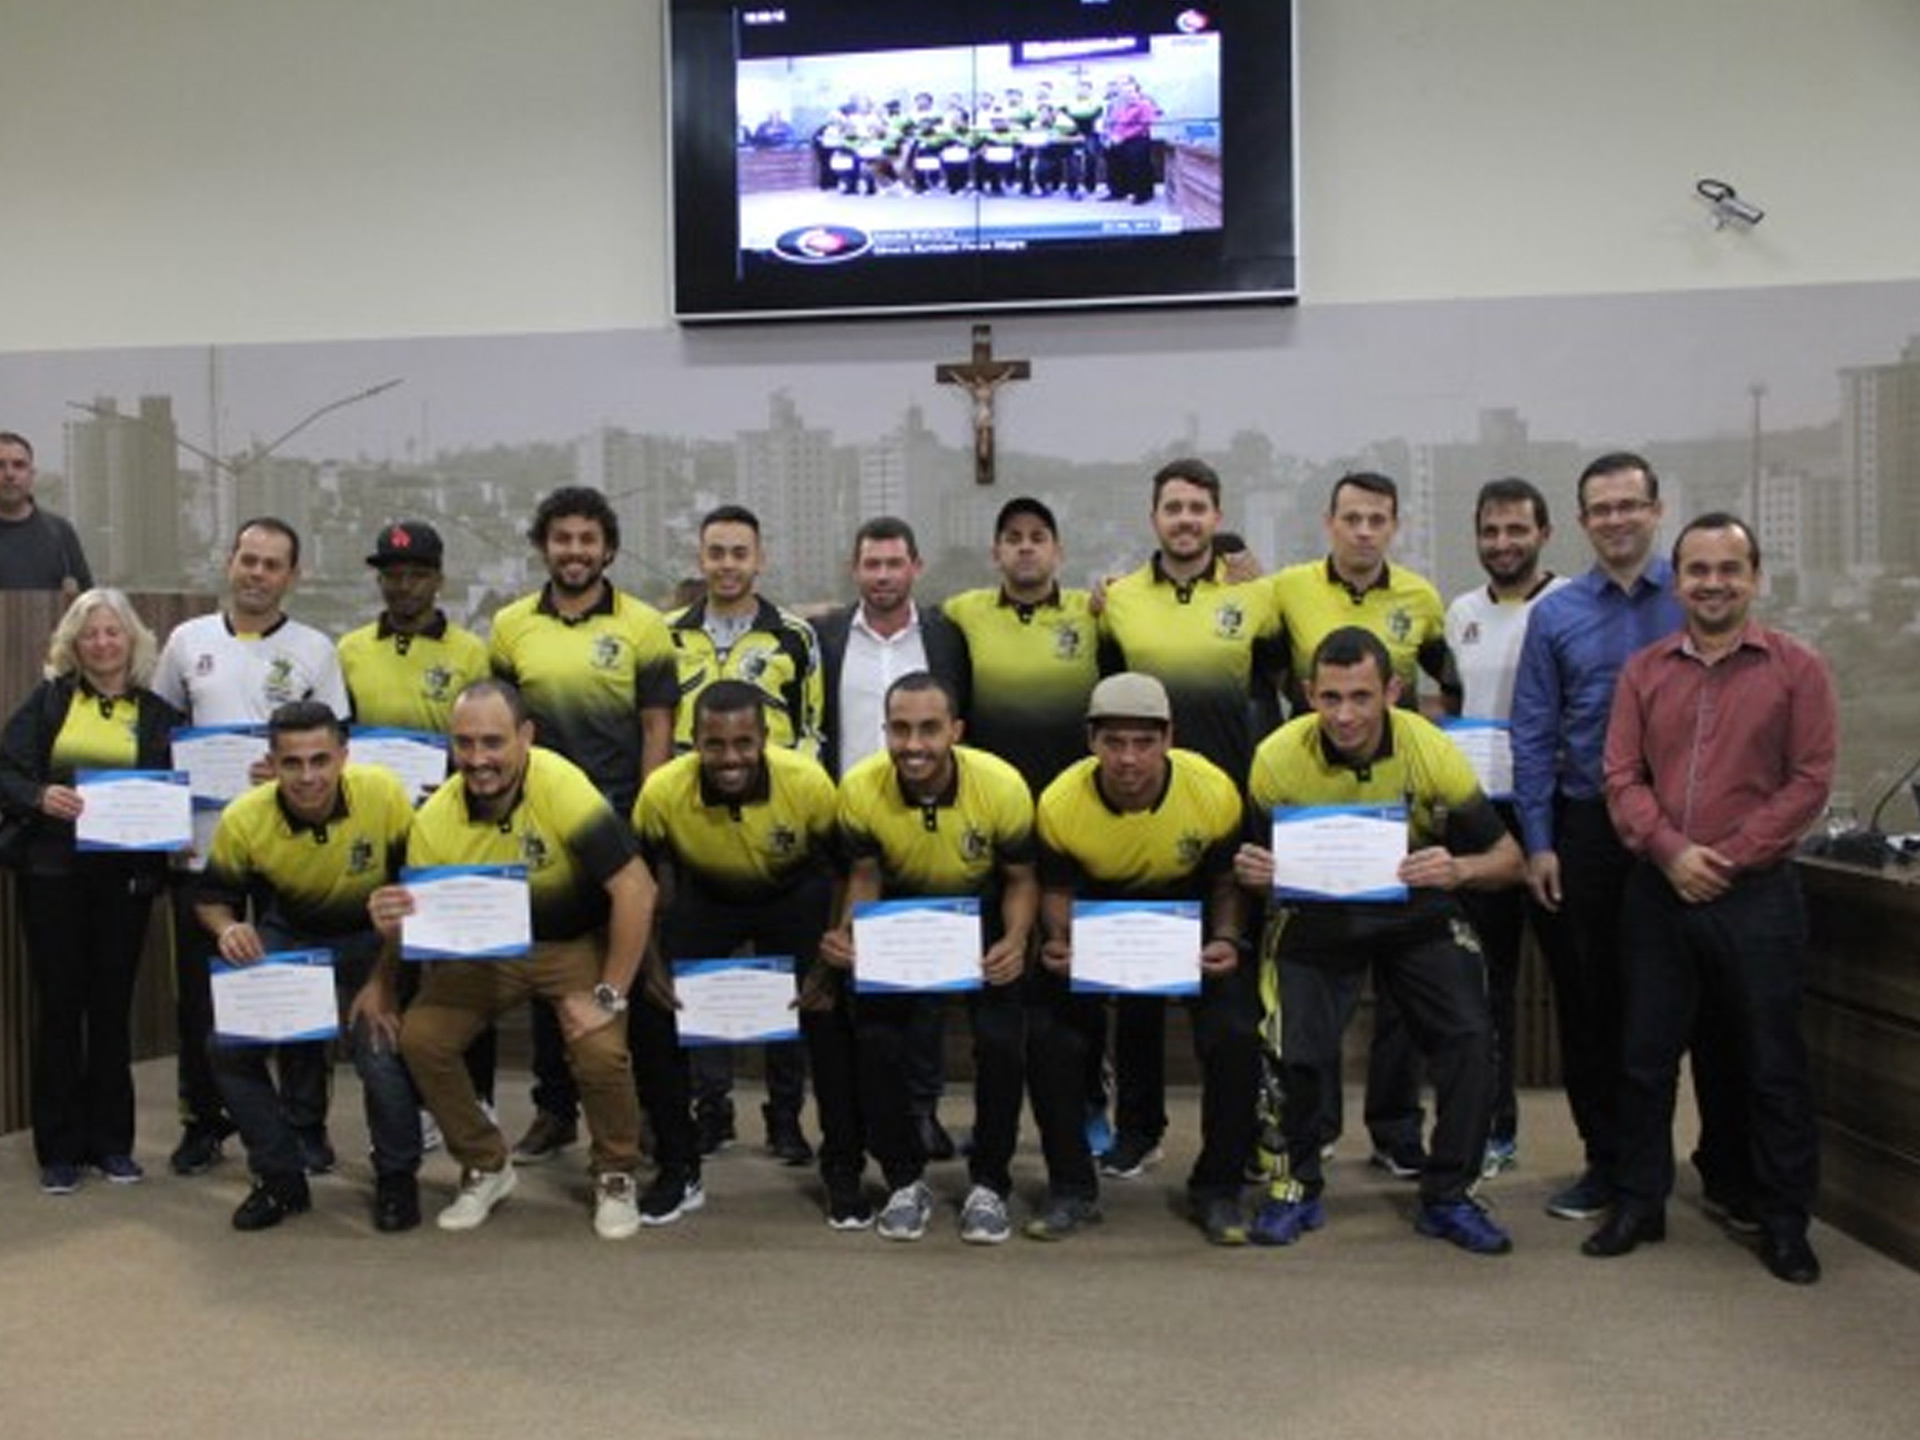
[366,521,444,569]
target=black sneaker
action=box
[296,1127,338,1177]
[169,1127,227,1177]
[1100,1132,1163,1180]
[696,1106,737,1157]
[1369,1138,1427,1180]
[373,1172,421,1233]
[825,1173,874,1231]
[639,1166,707,1226]
[510,1110,578,1164]
[1702,1186,1762,1236]
[232,1175,312,1232]
[763,1105,814,1166]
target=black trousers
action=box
[1459,885,1525,1144]
[21,864,155,1166]
[1280,918,1495,1206]
[1614,863,1818,1236]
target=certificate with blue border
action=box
[673,957,799,1045]
[1271,805,1409,903]
[1071,900,1202,996]
[349,727,449,805]
[170,724,268,810]
[852,897,982,993]
[400,864,532,960]
[1439,719,1513,800]
[211,949,338,1045]
[73,769,192,852]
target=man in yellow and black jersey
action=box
[1233,627,1521,1256]
[636,681,868,1228]
[370,680,657,1240]
[489,486,679,1165]
[1029,673,1259,1245]
[664,504,824,1160]
[1269,471,1460,1181]
[337,521,490,739]
[1094,458,1283,1182]
[819,673,1037,1245]
[939,496,1103,794]
[195,702,420,1234]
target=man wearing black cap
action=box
[338,521,490,740]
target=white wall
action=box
[3,0,1917,351]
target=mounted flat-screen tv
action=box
[667,0,1298,323]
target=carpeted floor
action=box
[2,1061,1915,1440]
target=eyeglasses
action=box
[1582,499,1654,521]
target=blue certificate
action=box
[1071,900,1202,996]
[1440,719,1513,800]
[73,769,193,852]
[400,864,532,960]
[1271,805,1409,903]
[852,897,982,993]
[170,724,269,809]
[210,949,338,1045]
[673,957,800,1046]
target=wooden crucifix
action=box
[936,323,1031,486]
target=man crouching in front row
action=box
[364,678,654,1239]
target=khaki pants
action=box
[400,934,641,1175]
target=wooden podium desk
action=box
[1798,853,1920,1269]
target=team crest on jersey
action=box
[767,823,798,857]
[193,652,216,677]
[1176,830,1206,867]
[960,826,990,863]
[520,833,552,872]
[1386,608,1413,644]
[421,664,454,701]
[739,644,774,684]
[1053,624,1084,661]
[263,656,299,704]
[1459,621,1482,646]
[1213,602,1245,640]
[347,837,376,876]
[590,636,624,672]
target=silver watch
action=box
[592,982,629,1015]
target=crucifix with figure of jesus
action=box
[936,323,1031,486]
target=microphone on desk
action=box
[1817,752,1920,868]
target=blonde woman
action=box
[0,589,183,1193]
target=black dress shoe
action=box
[232,1176,313,1232]
[1761,1232,1821,1285]
[374,1173,422,1233]
[915,1113,956,1162]
[1581,1205,1666,1258]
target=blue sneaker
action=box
[1416,1198,1514,1255]
[1481,1137,1518,1178]
[1084,1104,1114,1159]
[40,1163,84,1195]
[1248,1195,1325,1246]
[1545,1168,1613,1220]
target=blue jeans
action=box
[211,927,421,1181]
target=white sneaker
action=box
[876,1180,934,1242]
[419,1108,443,1154]
[959,1184,1011,1245]
[594,1171,642,1240]
[436,1164,517,1231]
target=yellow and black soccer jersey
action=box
[200,763,411,938]
[1249,709,1505,943]
[48,690,140,773]
[337,613,490,732]
[941,585,1101,793]
[1097,557,1282,781]
[1270,558,1450,709]
[404,745,639,942]
[665,596,825,760]
[837,744,1035,897]
[1036,749,1241,901]
[633,745,838,902]
[489,585,679,814]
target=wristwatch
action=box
[592,982,629,1015]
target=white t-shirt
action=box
[153,612,349,724]
[1443,575,1569,720]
